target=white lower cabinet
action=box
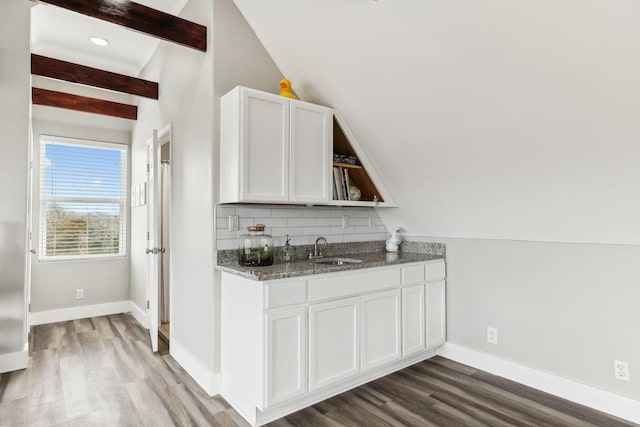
[265,307,307,406]
[427,279,446,349]
[221,260,446,427]
[402,284,426,356]
[361,289,401,372]
[309,297,359,391]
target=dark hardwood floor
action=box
[0,314,635,427]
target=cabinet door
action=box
[289,101,331,203]
[309,297,359,391]
[361,289,401,372]
[426,280,446,349]
[402,284,426,356]
[241,88,290,202]
[265,307,306,407]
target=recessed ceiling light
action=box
[89,36,109,46]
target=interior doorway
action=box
[146,124,172,353]
[158,139,171,346]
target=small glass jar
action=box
[237,224,273,266]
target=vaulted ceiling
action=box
[232,0,640,243]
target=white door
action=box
[402,284,426,356]
[241,88,289,202]
[309,297,359,391]
[146,131,161,352]
[426,280,446,349]
[265,307,307,407]
[289,100,331,203]
[361,289,401,372]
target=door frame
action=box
[146,123,173,351]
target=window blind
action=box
[39,136,128,260]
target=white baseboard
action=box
[30,300,131,325]
[171,338,220,396]
[438,343,640,424]
[0,341,28,373]
[129,301,148,329]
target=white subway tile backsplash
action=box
[367,232,389,240]
[349,218,367,227]
[303,208,332,217]
[236,207,272,218]
[272,208,303,217]
[238,218,256,228]
[272,227,303,237]
[215,204,385,250]
[288,217,317,227]
[254,217,288,228]
[343,233,366,242]
[216,206,236,216]
[302,226,333,236]
[325,235,345,244]
[216,229,237,239]
[216,217,229,230]
[217,239,237,250]
[331,226,357,234]
[317,217,342,227]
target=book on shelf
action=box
[333,166,353,201]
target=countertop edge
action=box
[216,253,445,281]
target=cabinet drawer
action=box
[309,268,400,302]
[426,261,446,282]
[401,264,425,285]
[266,280,307,309]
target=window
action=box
[39,136,128,260]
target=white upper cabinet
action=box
[290,101,332,203]
[220,86,396,206]
[220,86,330,204]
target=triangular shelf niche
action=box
[331,110,396,207]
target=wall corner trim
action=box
[0,342,28,374]
[438,343,640,424]
[30,300,132,326]
[171,338,220,396]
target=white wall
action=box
[234,0,640,244]
[129,0,284,393]
[211,0,285,376]
[0,0,30,370]
[129,0,217,391]
[30,120,131,312]
[418,236,640,400]
[232,0,640,403]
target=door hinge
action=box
[147,232,150,241]
[147,163,150,173]
[147,300,150,309]
[28,303,31,312]
[29,231,31,240]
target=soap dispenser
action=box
[283,235,292,263]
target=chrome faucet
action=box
[309,236,328,259]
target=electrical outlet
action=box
[368,217,375,228]
[614,360,630,381]
[487,327,498,344]
[342,215,349,228]
[228,215,239,231]
[76,288,84,300]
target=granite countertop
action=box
[216,251,444,281]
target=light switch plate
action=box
[229,215,239,231]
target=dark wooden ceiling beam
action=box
[32,54,159,99]
[32,87,138,120]
[38,0,207,52]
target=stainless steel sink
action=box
[312,257,362,265]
